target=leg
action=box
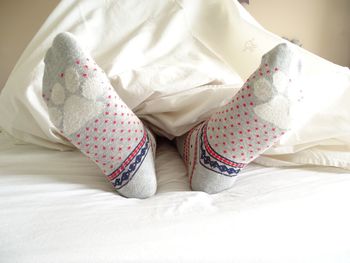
[42,32,157,198]
[176,43,302,194]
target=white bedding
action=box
[1,0,350,261]
[0,0,350,169]
[1,132,350,262]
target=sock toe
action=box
[51,32,83,58]
[262,43,302,79]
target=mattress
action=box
[1,131,349,263]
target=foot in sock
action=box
[42,32,157,198]
[177,43,302,194]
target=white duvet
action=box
[0,0,349,169]
[1,132,350,262]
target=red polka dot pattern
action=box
[205,65,285,163]
[56,56,148,176]
[176,43,300,194]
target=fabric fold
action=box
[0,0,349,169]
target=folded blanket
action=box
[0,0,349,169]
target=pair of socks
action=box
[42,32,301,198]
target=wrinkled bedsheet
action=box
[0,132,349,262]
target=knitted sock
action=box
[42,32,157,198]
[176,43,302,194]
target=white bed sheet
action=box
[1,132,350,263]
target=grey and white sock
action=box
[177,43,302,194]
[42,32,157,198]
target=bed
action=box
[1,131,350,262]
[1,0,350,262]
